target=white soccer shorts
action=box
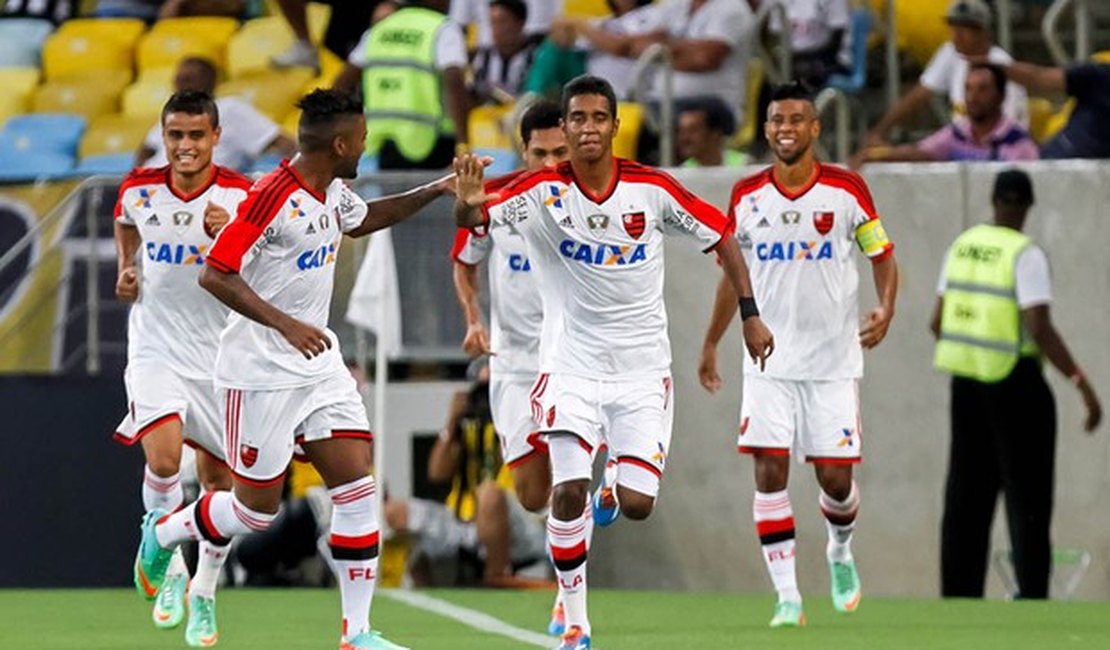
[114,361,226,462]
[221,372,372,486]
[531,372,674,496]
[491,375,546,469]
[737,376,862,463]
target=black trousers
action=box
[378,136,456,171]
[941,358,1057,598]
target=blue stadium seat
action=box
[0,18,54,67]
[247,154,284,175]
[0,153,75,182]
[825,9,874,95]
[75,153,134,176]
[0,114,86,157]
[475,147,518,176]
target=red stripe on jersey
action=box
[114,165,171,219]
[728,168,774,216]
[819,165,879,220]
[281,160,326,203]
[206,174,296,273]
[167,165,220,203]
[213,165,255,192]
[450,228,481,265]
[621,163,735,242]
[770,163,823,200]
[485,168,528,193]
[573,157,622,204]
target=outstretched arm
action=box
[346,173,456,238]
[453,153,498,229]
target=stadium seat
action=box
[0,113,85,158]
[41,27,136,81]
[0,17,54,67]
[150,17,239,46]
[217,69,315,122]
[475,147,518,175]
[227,17,296,79]
[0,68,41,128]
[57,17,146,49]
[826,9,874,95]
[136,30,226,75]
[469,104,516,150]
[80,113,151,159]
[122,79,173,120]
[74,153,134,175]
[282,108,301,138]
[732,58,764,150]
[32,72,129,123]
[0,152,76,181]
[613,102,643,160]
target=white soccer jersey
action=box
[731,164,893,380]
[206,160,368,390]
[452,169,542,378]
[481,159,732,379]
[114,165,253,379]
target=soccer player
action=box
[113,89,252,647]
[698,82,898,627]
[450,99,571,634]
[454,75,774,650]
[132,89,456,650]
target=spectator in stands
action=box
[94,0,243,21]
[851,63,1037,167]
[450,0,562,50]
[470,0,539,104]
[270,0,385,71]
[988,58,1110,160]
[767,0,851,89]
[676,99,747,168]
[134,57,297,170]
[863,0,1028,148]
[383,363,546,586]
[335,0,470,169]
[2,0,76,24]
[525,0,657,100]
[931,168,1102,599]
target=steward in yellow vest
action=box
[929,168,1101,601]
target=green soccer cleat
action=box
[151,570,187,629]
[830,558,862,613]
[769,600,806,628]
[339,630,411,650]
[134,509,174,600]
[185,594,219,647]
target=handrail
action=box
[1043,0,1092,66]
[997,0,1013,53]
[628,42,675,167]
[753,0,792,84]
[815,87,850,162]
[883,0,900,114]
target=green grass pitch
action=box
[1,588,1108,649]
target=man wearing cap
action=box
[862,0,1028,148]
[929,169,1102,599]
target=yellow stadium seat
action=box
[122,79,174,119]
[227,17,295,78]
[283,108,301,138]
[319,47,345,83]
[614,102,643,160]
[868,0,947,69]
[468,104,516,150]
[1093,51,1110,63]
[732,57,764,150]
[57,17,146,48]
[137,66,177,85]
[137,30,226,74]
[0,68,40,128]
[32,76,126,122]
[217,69,315,122]
[1040,99,1074,144]
[564,0,612,19]
[41,29,135,81]
[79,113,151,158]
[151,17,239,46]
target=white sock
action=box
[754,490,800,604]
[142,466,183,513]
[165,547,189,579]
[191,541,230,599]
[820,482,860,563]
[548,504,591,635]
[155,491,275,549]
[327,476,380,639]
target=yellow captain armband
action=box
[855,218,891,257]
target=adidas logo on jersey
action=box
[559,216,573,229]
[146,214,160,226]
[756,216,771,228]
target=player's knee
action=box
[476,481,508,519]
[146,454,182,478]
[551,480,588,520]
[513,465,552,513]
[754,455,789,492]
[815,465,853,500]
[616,485,656,520]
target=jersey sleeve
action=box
[652,170,734,252]
[480,172,544,233]
[824,167,894,263]
[335,182,369,234]
[114,186,136,224]
[207,183,286,273]
[451,227,492,266]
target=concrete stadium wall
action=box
[585,161,1110,600]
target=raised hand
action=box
[203,201,231,238]
[116,267,139,302]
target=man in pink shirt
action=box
[851,63,1038,167]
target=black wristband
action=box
[739,297,759,321]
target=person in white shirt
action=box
[700,82,898,628]
[454,75,773,650]
[132,89,457,650]
[863,0,1028,148]
[135,58,297,172]
[768,0,851,88]
[114,90,253,646]
[450,0,562,48]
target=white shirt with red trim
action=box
[451,170,542,378]
[482,159,732,380]
[206,161,368,390]
[731,164,894,381]
[114,165,252,380]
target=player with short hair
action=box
[699,82,898,627]
[450,99,572,634]
[114,89,251,647]
[131,88,457,650]
[454,74,774,650]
